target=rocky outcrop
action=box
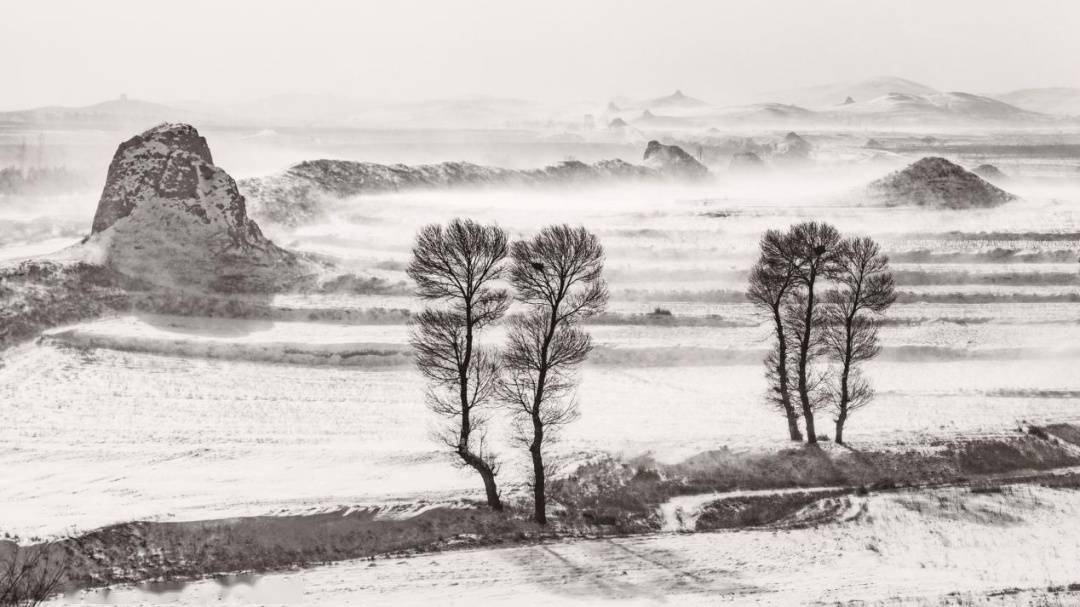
[972,164,1007,181]
[729,151,766,170]
[867,157,1016,209]
[85,123,320,291]
[91,124,214,233]
[642,141,709,179]
[241,143,710,226]
[772,132,812,162]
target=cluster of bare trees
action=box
[408,219,606,524]
[748,221,895,444]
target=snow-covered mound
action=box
[241,144,708,226]
[867,157,1017,209]
[85,123,319,291]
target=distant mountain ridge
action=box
[761,76,939,109]
[239,142,709,226]
[2,76,1074,132]
[831,91,1041,123]
[995,87,1080,117]
[0,96,212,128]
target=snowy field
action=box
[1,134,1080,603]
[3,158,1080,539]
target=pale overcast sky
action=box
[2,0,1079,110]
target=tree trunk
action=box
[797,271,818,444]
[452,300,503,511]
[526,306,560,526]
[836,361,851,445]
[772,309,802,442]
[458,449,503,510]
[530,429,546,525]
[479,465,503,511]
[786,408,803,442]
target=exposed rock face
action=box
[87,123,317,291]
[867,157,1016,209]
[729,151,766,170]
[92,125,211,233]
[772,131,813,162]
[241,144,709,226]
[972,163,1007,181]
[642,140,710,179]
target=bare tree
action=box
[785,221,842,443]
[0,543,67,607]
[501,225,607,525]
[407,219,510,510]
[747,228,802,441]
[823,236,895,444]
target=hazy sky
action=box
[2,0,1079,110]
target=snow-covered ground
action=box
[4,331,1080,539]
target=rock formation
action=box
[642,140,710,179]
[867,157,1016,209]
[729,151,766,171]
[772,132,813,162]
[86,123,318,291]
[241,143,710,226]
[972,163,1007,181]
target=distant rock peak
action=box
[868,156,1016,209]
[643,140,710,179]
